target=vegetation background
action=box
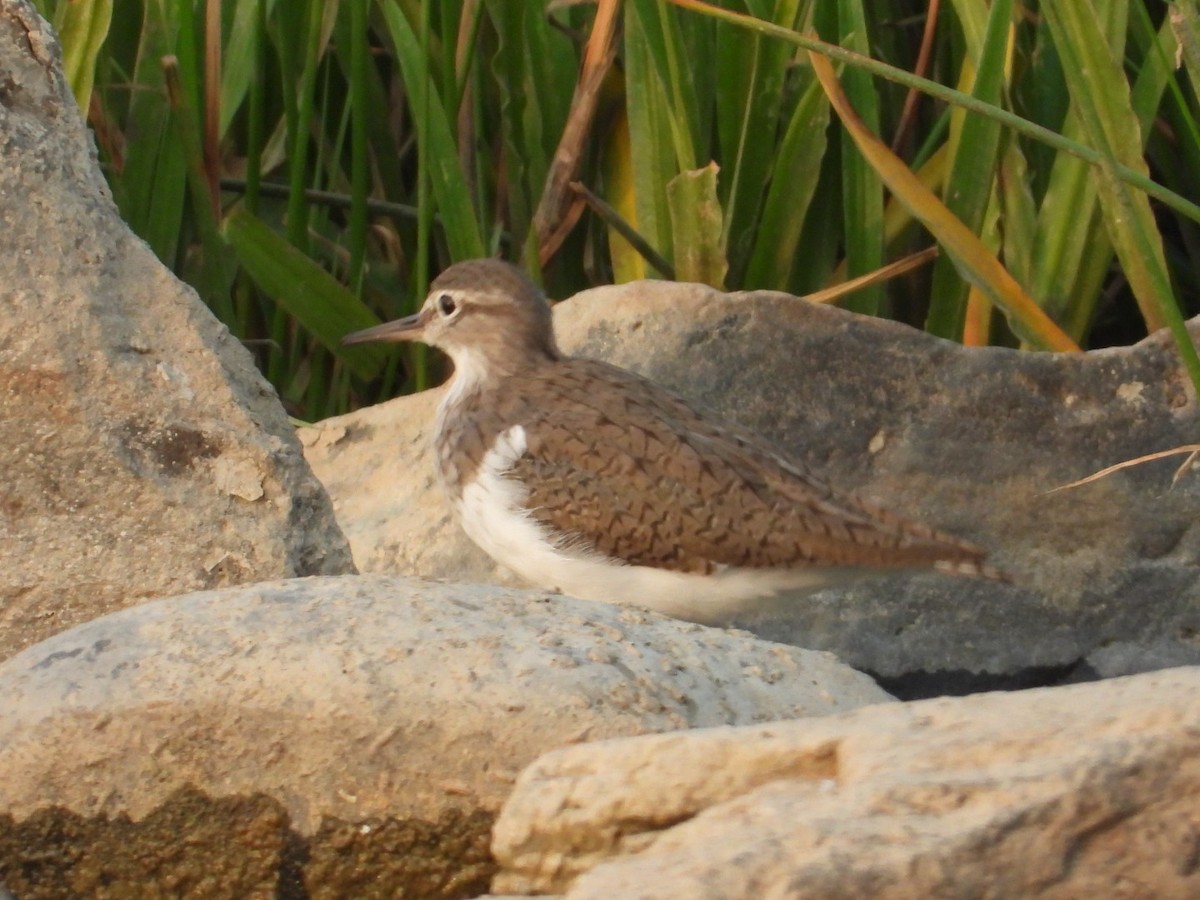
[33,0,1200,421]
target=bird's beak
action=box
[341,310,427,346]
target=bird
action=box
[342,259,1001,624]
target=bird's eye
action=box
[437,293,457,317]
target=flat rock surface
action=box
[0,574,889,898]
[306,278,1200,693]
[492,665,1200,898]
[0,2,353,662]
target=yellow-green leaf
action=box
[809,50,1079,352]
[667,163,728,288]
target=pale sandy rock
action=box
[492,666,1200,898]
[300,389,517,587]
[308,274,1200,694]
[0,574,890,897]
[0,2,353,662]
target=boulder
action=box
[492,665,1200,898]
[0,574,889,898]
[0,1,353,662]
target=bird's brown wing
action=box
[495,358,988,574]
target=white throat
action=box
[435,345,490,433]
[443,345,490,403]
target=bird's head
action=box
[342,259,560,375]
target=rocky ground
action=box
[2,2,1199,897]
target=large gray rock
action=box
[492,665,1200,898]
[305,278,1200,695]
[558,282,1200,693]
[0,2,353,662]
[0,574,889,898]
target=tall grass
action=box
[36,0,1200,419]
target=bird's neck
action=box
[433,344,556,498]
[445,334,559,383]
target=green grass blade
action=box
[521,4,576,210]
[489,0,579,254]
[242,0,267,214]
[1041,1,1200,391]
[665,0,1200,229]
[810,50,1078,352]
[994,138,1037,292]
[743,73,829,289]
[626,0,699,170]
[715,0,801,286]
[1029,110,1095,322]
[115,3,187,266]
[224,208,389,380]
[925,0,1011,340]
[1040,3,1175,331]
[1028,2,1123,330]
[1034,6,1176,341]
[1014,14,1067,200]
[828,0,883,315]
[285,0,325,249]
[413,0,432,335]
[219,0,273,136]
[163,56,235,325]
[787,157,842,296]
[623,2,677,269]
[347,0,370,291]
[54,0,113,112]
[378,0,486,260]
[487,1,537,248]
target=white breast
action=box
[456,425,838,624]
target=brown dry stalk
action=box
[532,0,621,262]
[803,246,938,305]
[1044,446,1200,494]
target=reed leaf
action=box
[925,0,1011,340]
[53,0,112,113]
[1039,2,1171,332]
[743,74,829,290]
[379,1,485,261]
[826,0,884,315]
[224,208,388,381]
[809,50,1078,352]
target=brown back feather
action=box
[442,356,991,574]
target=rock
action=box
[0,2,354,663]
[300,390,516,588]
[492,665,1200,898]
[0,574,890,898]
[558,283,1200,692]
[306,277,1200,695]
